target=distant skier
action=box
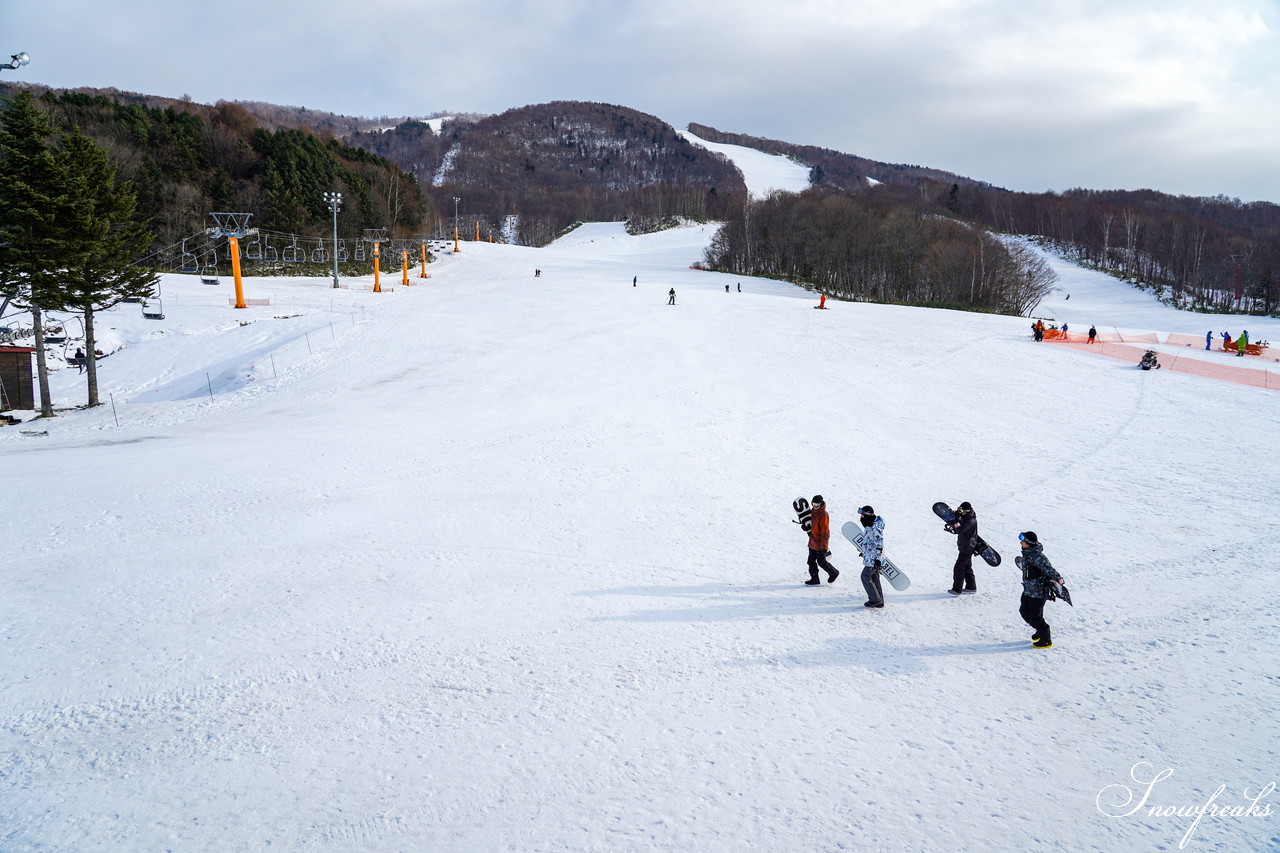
[856,505,885,607]
[1017,531,1065,649]
[1238,330,1249,357]
[946,501,979,595]
[1087,325,1097,344]
[804,495,839,586]
[737,282,741,292]
[1032,320,1044,342]
[1062,322,1069,338]
[633,276,637,287]
[725,284,730,293]
[668,288,676,305]
[1205,330,1213,351]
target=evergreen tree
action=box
[0,90,87,416]
[58,129,158,406]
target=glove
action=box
[873,559,882,569]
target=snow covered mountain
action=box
[3,222,1277,851]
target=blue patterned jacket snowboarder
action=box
[858,516,884,567]
[1020,542,1063,599]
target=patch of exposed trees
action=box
[930,183,1280,315]
[705,186,1055,316]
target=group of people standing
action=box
[1217,330,1251,356]
[801,498,1066,648]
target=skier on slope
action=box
[946,501,979,595]
[804,495,839,586]
[1017,532,1065,648]
[856,505,885,608]
[668,288,676,305]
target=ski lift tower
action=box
[364,228,388,293]
[209,213,256,309]
[416,234,431,278]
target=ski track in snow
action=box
[2,223,1279,852]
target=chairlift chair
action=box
[354,241,367,262]
[201,263,220,285]
[335,240,349,262]
[244,237,263,261]
[262,236,279,264]
[312,241,328,263]
[178,239,199,273]
[283,238,303,264]
[142,298,165,320]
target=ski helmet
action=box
[859,505,874,516]
[811,495,824,506]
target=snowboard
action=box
[792,497,814,533]
[932,502,1002,567]
[841,521,911,590]
[1016,556,1073,606]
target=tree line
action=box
[940,183,1280,315]
[705,185,1055,315]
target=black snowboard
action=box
[1016,556,1073,606]
[932,502,1002,567]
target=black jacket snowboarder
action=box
[947,502,979,594]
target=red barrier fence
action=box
[1049,340,1280,391]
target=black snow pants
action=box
[951,551,977,592]
[1019,595,1049,635]
[807,548,836,581]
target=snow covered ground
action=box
[3,224,1278,852]
[681,130,812,198]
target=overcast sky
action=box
[4,0,1279,202]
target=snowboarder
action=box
[633,276,637,287]
[668,288,676,305]
[1087,325,1097,344]
[804,495,839,586]
[1139,350,1160,370]
[946,501,979,595]
[856,505,885,607]
[1017,531,1065,648]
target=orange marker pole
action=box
[230,236,246,309]
[402,250,409,286]
[453,226,459,253]
[373,242,381,293]
[419,243,427,278]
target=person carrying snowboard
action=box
[856,505,885,607]
[946,501,979,595]
[1017,531,1065,648]
[804,495,839,586]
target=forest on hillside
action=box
[692,122,1280,315]
[704,185,1055,315]
[352,102,748,245]
[0,84,431,257]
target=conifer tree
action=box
[58,129,158,406]
[0,90,86,416]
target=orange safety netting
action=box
[1048,340,1280,390]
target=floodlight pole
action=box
[0,52,30,71]
[324,191,343,289]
